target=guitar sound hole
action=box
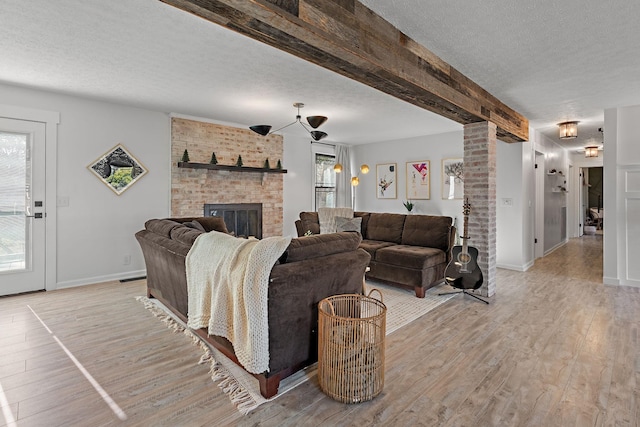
[458,253,471,264]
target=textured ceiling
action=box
[360,0,640,151]
[2,0,639,151]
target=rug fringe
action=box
[211,364,258,414]
[136,296,259,415]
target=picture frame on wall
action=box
[376,163,397,199]
[441,158,464,199]
[88,143,148,195]
[406,161,430,199]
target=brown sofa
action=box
[135,217,370,398]
[295,212,454,298]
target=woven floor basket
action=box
[318,290,386,403]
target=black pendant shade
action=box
[249,102,328,140]
[306,115,328,129]
[249,125,272,136]
[310,131,328,141]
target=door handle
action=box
[25,213,44,219]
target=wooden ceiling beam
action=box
[159,0,529,142]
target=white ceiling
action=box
[2,0,639,151]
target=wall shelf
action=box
[177,162,287,174]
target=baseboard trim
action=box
[56,269,147,289]
[543,239,568,257]
[496,259,535,272]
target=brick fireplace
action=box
[204,203,262,238]
[170,118,284,237]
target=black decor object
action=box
[249,102,328,141]
[306,115,328,129]
[249,125,271,136]
[440,199,487,304]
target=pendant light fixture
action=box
[249,102,328,141]
[585,146,599,158]
[558,121,579,139]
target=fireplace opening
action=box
[204,203,262,239]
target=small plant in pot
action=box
[403,200,414,212]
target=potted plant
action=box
[403,200,414,213]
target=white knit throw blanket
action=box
[185,231,291,374]
[318,207,353,234]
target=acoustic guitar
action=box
[445,199,483,290]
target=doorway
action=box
[582,167,604,234]
[0,118,46,296]
[534,151,545,259]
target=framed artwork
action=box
[442,158,464,199]
[376,163,397,199]
[406,161,430,199]
[88,144,148,195]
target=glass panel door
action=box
[0,131,29,272]
[0,118,46,296]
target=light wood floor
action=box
[1,235,638,426]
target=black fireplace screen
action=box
[204,203,262,239]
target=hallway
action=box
[529,234,603,281]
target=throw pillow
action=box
[318,207,354,233]
[335,216,362,233]
[184,220,206,232]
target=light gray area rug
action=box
[137,281,455,414]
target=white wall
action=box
[282,135,316,237]
[496,138,533,270]
[0,83,171,288]
[521,132,536,268]
[533,130,570,254]
[351,131,464,221]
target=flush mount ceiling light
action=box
[249,102,328,141]
[558,121,579,139]
[585,146,599,158]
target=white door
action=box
[0,118,46,296]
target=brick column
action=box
[463,122,497,297]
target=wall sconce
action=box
[558,121,578,139]
[585,146,599,158]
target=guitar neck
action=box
[461,213,469,251]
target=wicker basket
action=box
[317,289,386,403]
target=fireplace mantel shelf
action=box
[177,162,287,174]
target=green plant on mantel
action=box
[236,155,243,167]
[181,149,190,162]
[210,152,218,164]
[276,159,283,170]
[264,158,270,169]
